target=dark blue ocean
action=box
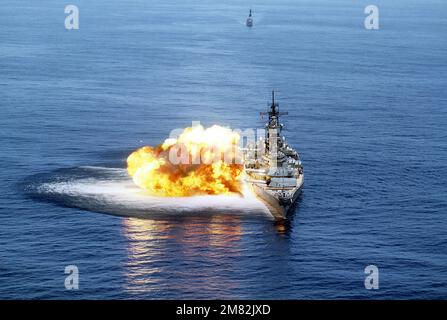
[1,0,446,299]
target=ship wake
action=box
[25,166,271,219]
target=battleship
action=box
[243,92,304,220]
[246,9,253,27]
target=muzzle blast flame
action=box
[127,125,243,197]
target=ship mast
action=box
[269,90,279,121]
[260,91,288,153]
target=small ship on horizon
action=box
[243,91,304,220]
[246,9,253,27]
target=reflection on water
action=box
[121,215,245,297]
[274,214,295,236]
[274,220,288,235]
[121,219,172,291]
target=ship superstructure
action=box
[244,91,304,220]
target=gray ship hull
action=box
[250,175,304,220]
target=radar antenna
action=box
[260,91,288,119]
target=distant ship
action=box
[246,9,253,27]
[243,91,304,220]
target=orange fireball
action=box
[127,125,243,197]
